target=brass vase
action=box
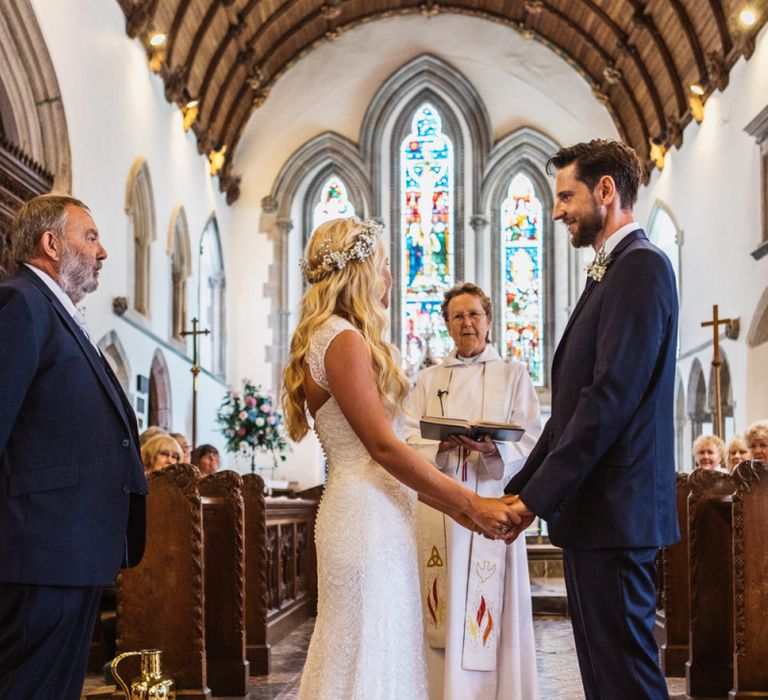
[111,649,176,699]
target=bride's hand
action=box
[469,495,521,539]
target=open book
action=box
[419,416,525,443]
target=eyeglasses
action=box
[448,311,486,324]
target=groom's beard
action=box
[569,203,605,249]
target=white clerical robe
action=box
[404,345,541,700]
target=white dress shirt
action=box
[603,221,641,255]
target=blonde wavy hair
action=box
[282,218,408,441]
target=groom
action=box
[504,140,679,699]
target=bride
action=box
[282,217,519,699]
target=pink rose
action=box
[245,396,257,407]
[239,411,248,420]
[267,416,276,425]
[237,428,246,437]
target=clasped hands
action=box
[466,493,534,544]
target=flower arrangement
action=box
[217,380,289,473]
[585,245,613,282]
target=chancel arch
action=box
[148,348,172,430]
[167,205,192,343]
[125,157,157,318]
[198,214,226,379]
[97,330,132,396]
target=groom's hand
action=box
[500,494,535,544]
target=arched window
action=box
[125,158,156,317]
[500,173,544,385]
[647,204,681,299]
[400,103,455,368]
[312,176,356,230]
[198,216,226,378]
[168,205,192,342]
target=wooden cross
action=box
[181,317,210,448]
[701,305,733,439]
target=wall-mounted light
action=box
[182,99,199,132]
[649,137,666,170]
[739,8,757,26]
[146,32,167,72]
[209,145,227,176]
[689,94,705,123]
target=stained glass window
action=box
[312,176,356,230]
[501,173,543,385]
[401,103,454,370]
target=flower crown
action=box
[300,219,384,283]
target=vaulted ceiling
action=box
[116,0,766,203]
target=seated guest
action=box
[693,434,727,472]
[140,425,167,447]
[726,435,751,472]
[191,444,221,476]
[170,432,191,463]
[745,420,768,462]
[141,434,182,475]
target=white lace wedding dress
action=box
[297,316,429,699]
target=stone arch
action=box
[482,126,559,387]
[125,157,157,317]
[647,200,682,301]
[198,214,226,378]
[0,0,71,192]
[167,204,192,341]
[687,358,709,440]
[675,372,686,471]
[148,348,172,430]
[97,330,132,395]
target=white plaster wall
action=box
[636,23,768,463]
[231,13,618,487]
[30,0,235,459]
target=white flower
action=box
[255,417,265,427]
[585,245,612,282]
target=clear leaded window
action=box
[312,176,356,230]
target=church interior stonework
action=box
[1,1,768,698]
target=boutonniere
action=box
[585,245,613,282]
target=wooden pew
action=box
[242,474,270,675]
[199,471,249,696]
[116,464,211,698]
[265,496,319,644]
[731,460,768,699]
[686,468,735,698]
[660,472,692,676]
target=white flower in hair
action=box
[300,219,384,282]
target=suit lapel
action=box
[20,267,135,435]
[551,229,648,381]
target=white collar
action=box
[602,221,641,256]
[23,263,79,318]
[442,344,501,367]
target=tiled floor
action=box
[84,615,688,699]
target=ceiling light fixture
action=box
[739,8,757,26]
[149,32,167,47]
[689,83,705,96]
[182,99,199,132]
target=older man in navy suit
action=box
[504,140,679,699]
[0,195,147,699]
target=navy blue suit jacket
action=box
[506,230,680,549]
[0,265,147,586]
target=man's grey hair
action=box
[12,194,89,263]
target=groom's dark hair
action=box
[547,139,642,209]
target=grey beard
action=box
[59,247,100,304]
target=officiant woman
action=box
[404,282,541,700]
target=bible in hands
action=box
[419,416,524,443]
